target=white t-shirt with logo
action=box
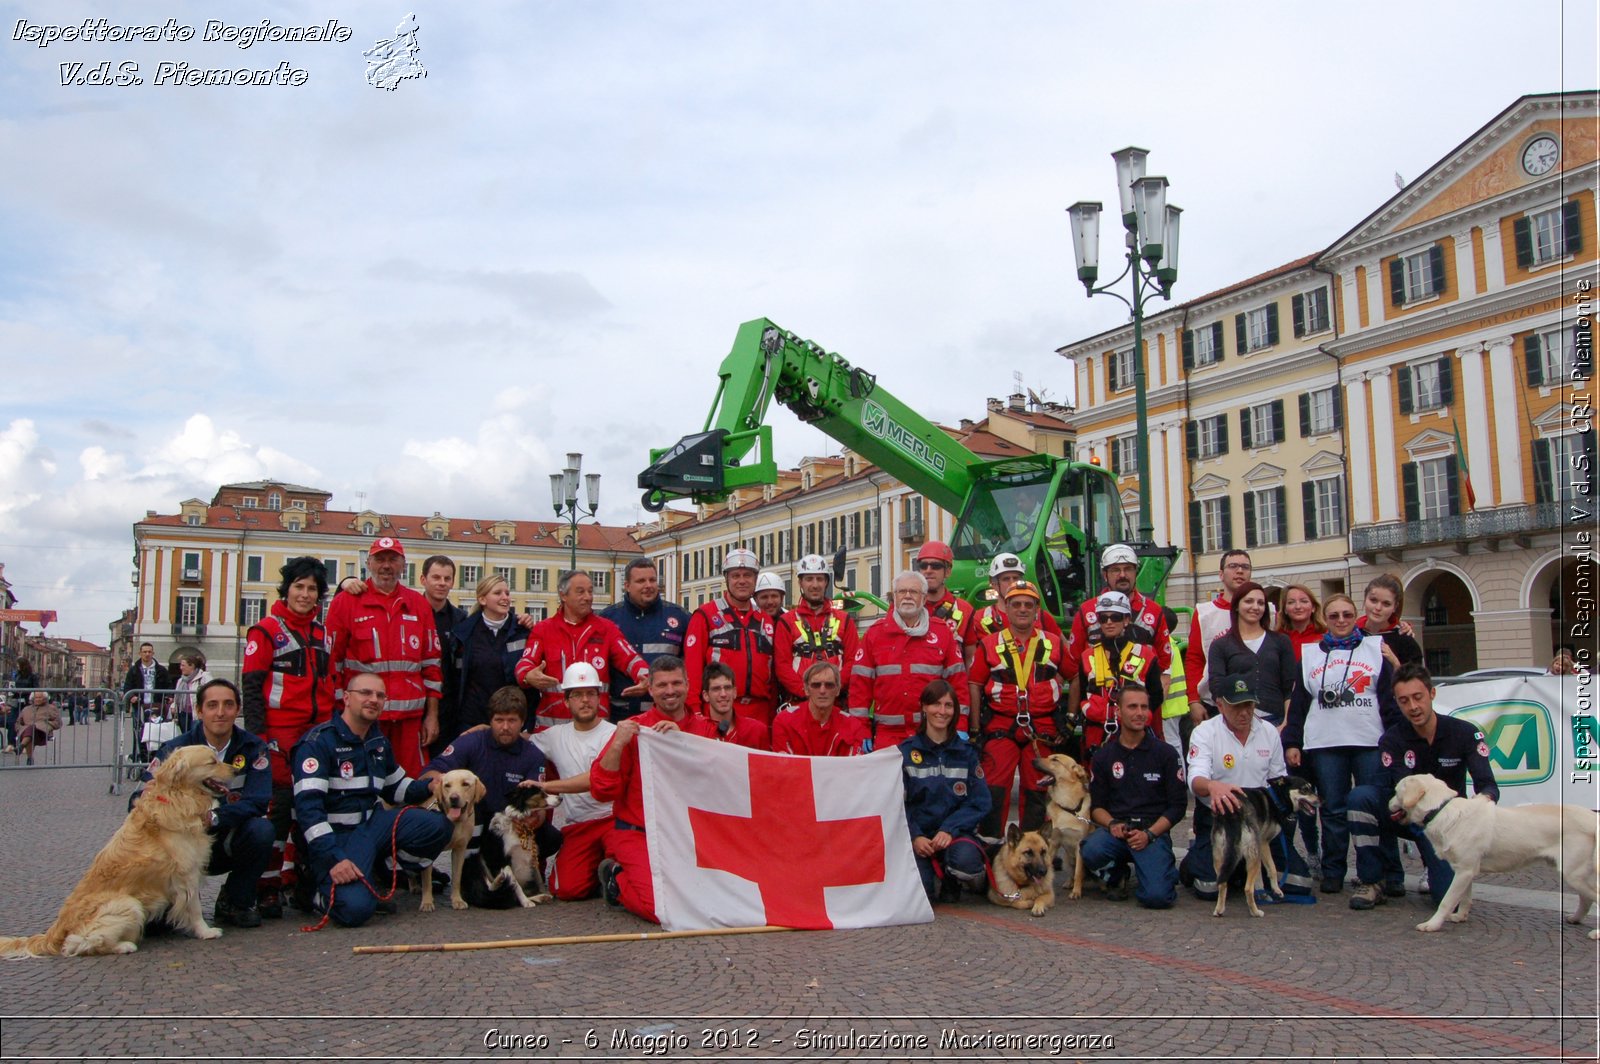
[532,720,617,828]
[1186,713,1286,807]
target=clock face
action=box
[1522,135,1560,176]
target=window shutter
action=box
[1302,481,1318,539]
[1525,334,1543,386]
[1266,303,1281,346]
[1398,367,1414,415]
[1402,462,1420,523]
[1235,313,1247,354]
[1185,421,1198,460]
[1243,492,1258,549]
[1182,330,1195,370]
[1564,201,1583,255]
[1217,416,1230,456]
[1389,258,1406,305]
[1292,293,1306,338]
[1331,390,1344,430]
[1429,245,1446,294]
[1220,498,1234,550]
[1273,487,1288,544]
[1240,407,1254,449]
[1532,438,1552,506]
[1513,216,1534,268]
[1212,322,1225,362]
[1110,439,1121,476]
[1272,399,1286,443]
[1438,357,1455,406]
[1299,393,1312,437]
[1188,500,1202,550]
[1445,455,1461,516]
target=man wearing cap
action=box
[1067,591,1163,759]
[1068,543,1171,688]
[847,570,968,749]
[774,554,859,705]
[599,557,689,724]
[968,553,1064,654]
[683,548,778,723]
[1082,685,1186,908]
[772,661,868,756]
[968,579,1069,835]
[590,656,717,922]
[325,537,443,779]
[516,571,648,731]
[528,665,618,900]
[1178,672,1312,901]
[916,541,977,660]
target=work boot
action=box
[1348,882,1386,911]
[597,858,622,907]
[214,895,262,929]
[256,891,284,920]
[1320,876,1344,894]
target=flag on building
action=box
[1452,418,1477,510]
[639,729,933,932]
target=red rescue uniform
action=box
[925,589,978,646]
[514,612,648,730]
[847,612,968,747]
[773,601,859,703]
[324,580,442,779]
[684,597,778,723]
[709,716,772,751]
[967,602,1063,654]
[1068,589,1172,671]
[242,602,335,786]
[770,705,869,757]
[970,625,1069,831]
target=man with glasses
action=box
[772,661,867,756]
[847,570,968,749]
[1068,544,1171,691]
[1184,550,1260,732]
[915,542,976,663]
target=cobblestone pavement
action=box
[0,762,1595,1062]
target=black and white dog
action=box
[1211,776,1320,918]
[461,786,561,909]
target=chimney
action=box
[1008,393,1026,411]
[986,397,1003,412]
[958,418,974,432]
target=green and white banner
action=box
[1436,675,1599,808]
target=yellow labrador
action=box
[421,769,485,912]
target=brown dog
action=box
[0,746,233,956]
[1034,754,1092,900]
[421,769,485,912]
[989,823,1057,916]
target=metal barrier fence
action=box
[0,686,196,796]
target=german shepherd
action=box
[462,786,561,909]
[1211,776,1320,918]
[989,823,1057,917]
[1033,754,1092,900]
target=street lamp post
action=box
[1067,146,1182,545]
[549,452,601,574]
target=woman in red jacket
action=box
[1276,584,1327,661]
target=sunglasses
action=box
[916,561,947,571]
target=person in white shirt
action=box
[530,663,618,900]
[1179,672,1313,901]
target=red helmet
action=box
[916,540,954,565]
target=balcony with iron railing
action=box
[1351,502,1568,560]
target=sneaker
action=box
[1383,881,1406,899]
[256,892,284,920]
[1320,876,1344,895]
[597,858,622,907]
[1349,882,1386,911]
[214,896,262,928]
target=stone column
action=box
[1345,377,1373,526]
[1369,368,1399,521]
[1485,336,1525,504]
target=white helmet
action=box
[988,553,1025,579]
[1101,543,1138,568]
[755,571,786,595]
[559,662,603,691]
[1095,591,1133,616]
[795,554,830,579]
[723,547,759,574]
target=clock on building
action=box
[1521,134,1560,176]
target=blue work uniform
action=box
[899,732,991,900]
[1082,732,1187,908]
[424,728,562,858]
[600,595,689,722]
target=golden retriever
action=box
[1391,773,1600,938]
[0,746,233,957]
[1034,754,1092,899]
[420,769,485,912]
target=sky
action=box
[1,0,1596,642]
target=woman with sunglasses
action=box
[1283,594,1403,896]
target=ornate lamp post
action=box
[1067,146,1182,544]
[549,452,601,573]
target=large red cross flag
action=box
[638,728,933,932]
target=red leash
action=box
[299,806,417,933]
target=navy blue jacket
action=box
[292,714,431,865]
[1089,731,1187,828]
[1376,713,1500,807]
[600,594,689,719]
[899,732,990,839]
[448,611,528,730]
[424,728,550,854]
[131,723,271,833]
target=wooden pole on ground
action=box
[353,924,796,954]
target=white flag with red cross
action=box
[638,729,933,932]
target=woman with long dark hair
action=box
[899,680,990,904]
[1207,581,1297,727]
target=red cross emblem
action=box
[688,754,885,929]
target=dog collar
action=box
[1418,796,1455,828]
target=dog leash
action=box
[299,806,419,933]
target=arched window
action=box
[268,492,282,510]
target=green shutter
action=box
[1532,438,1552,505]
[1185,421,1198,460]
[1182,330,1195,370]
[1110,438,1121,475]
[1212,322,1225,362]
[1525,334,1543,386]
[1243,491,1258,548]
[1273,487,1288,544]
[1272,399,1286,443]
[1429,245,1446,294]
[1398,366,1414,415]
[1266,303,1281,346]
[1220,498,1233,550]
[1216,416,1230,455]
[1439,357,1454,406]
[1564,201,1583,255]
[1444,455,1461,516]
[1513,216,1534,268]
[1292,293,1306,338]
[1188,500,1202,551]
[1302,481,1318,539]
[1235,313,1247,354]
[1331,389,1343,430]
[1389,258,1406,305]
[1402,462,1420,522]
[1298,393,1312,437]
[1240,407,1254,449]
